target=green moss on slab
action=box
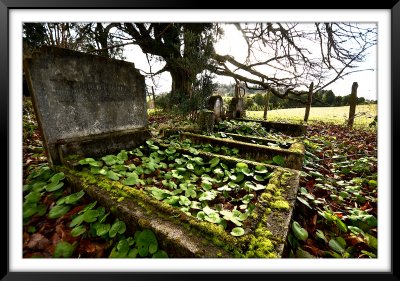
[260,192,273,202]
[255,227,272,238]
[281,171,294,184]
[244,208,278,258]
[270,200,290,211]
[288,143,305,154]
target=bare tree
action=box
[23,22,126,59]
[212,23,376,103]
[117,23,221,101]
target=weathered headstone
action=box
[227,83,246,119]
[24,46,150,167]
[228,97,246,119]
[206,95,224,123]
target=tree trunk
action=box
[263,92,271,120]
[95,23,110,57]
[304,82,314,122]
[170,67,194,101]
[347,82,358,128]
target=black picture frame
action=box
[2,2,399,281]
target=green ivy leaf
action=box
[190,201,202,210]
[79,201,97,214]
[205,212,221,224]
[95,223,111,237]
[83,209,101,223]
[179,196,191,206]
[292,221,308,241]
[233,173,244,183]
[23,203,38,219]
[24,191,42,203]
[255,165,268,174]
[57,190,85,205]
[235,162,248,171]
[30,181,47,192]
[189,147,199,155]
[45,181,64,192]
[136,229,158,257]
[209,157,220,168]
[117,150,128,162]
[164,195,180,205]
[185,188,197,198]
[69,213,85,227]
[150,188,170,200]
[329,238,345,254]
[253,175,264,182]
[102,155,118,166]
[152,250,169,258]
[109,239,130,258]
[336,219,348,232]
[197,211,206,220]
[365,233,377,250]
[127,248,139,258]
[315,229,328,243]
[231,227,245,236]
[106,170,120,181]
[49,172,65,183]
[193,157,204,166]
[54,241,75,258]
[348,226,365,236]
[199,191,217,201]
[241,168,253,177]
[272,155,285,166]
[297,197,313,209]
[71,225,87,237]
[109,220,127,238]
[295,247,315,258]
[78,158,96,165]
[48,205,71,219]
[122,173,139,186]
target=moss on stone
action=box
[260,192,273,202]
[270,200,290,211]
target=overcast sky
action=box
[125,23,377,100]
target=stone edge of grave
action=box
[179,131,305,170]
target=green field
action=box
[246,104,377,128]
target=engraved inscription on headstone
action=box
[24,46,149,166]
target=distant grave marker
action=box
[206,95,224,123]
[24,46,150,166]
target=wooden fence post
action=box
[304,82,314,122]
[347,82,358,128]
[263,92,271,120]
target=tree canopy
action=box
[23,22,376,107]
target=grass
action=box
[245,104,377,129]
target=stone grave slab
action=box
[237,118,307,137]
[23,46,150,166]
[59,144,300,258]
[179,132,305,170]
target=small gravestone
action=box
[206,95,224,123]
[226,83,246,119]
[198,109,215,133]
[229,97,245,118]
[24,46,150,167]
